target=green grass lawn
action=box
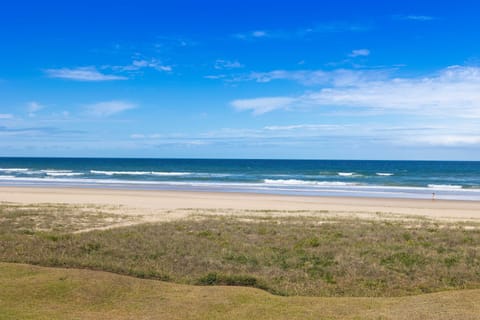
[1,262,479,320]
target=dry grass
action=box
[1,203,480,297]
[1,262,479,320]
[0,202,137,233]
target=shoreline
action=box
[1,186,480,222]
[1,179,479,201]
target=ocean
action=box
[0,158,479,200]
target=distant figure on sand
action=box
[432,192,436,200]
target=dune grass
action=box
[1,203,480,297]
[0,202,135,233]
[1,262,480,320]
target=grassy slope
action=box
[2,209,480,297]
[1,262,479,320]
[2,203,480,319]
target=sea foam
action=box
[45,172,84,177]
[264,179,355,186]
[0,168,29,172]
[91,170,190,176]
[151,171,191,176]
[338,172,360,177]
[428,184,463,190]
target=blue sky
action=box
[1,0,480,159]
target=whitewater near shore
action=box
[2,159,480,200]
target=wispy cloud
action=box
[224,68,390,86]
[395,15,436,21]
[130,122,480,150]
[26,101,44,117]
[0,114,13,119]
[252,30,267,37]
[408,135,480,146]
[129,133,212,147]
[313,22,372,33]
[130,125,352,142]
[27,101,43,113]
[155,140,210,146]
[0,125,83,137]
[154,35,198,49]
[231,65,480,117]
[231,97,296,115]
[85,101,137,117]
[110,59,172,72]
[45,67,127,81]
[204,74,227,80]
[264,124,345,131]
[349,49,370,57]
[233,30,268,39]
[130,133,164,139]
[233,22,371,40]
[214,59,244,70]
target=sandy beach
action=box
[2,186,480,319]
[1,186,480,224]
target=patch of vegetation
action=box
[1,206,480,297]
[3,263,480,320]
[0,203,135,233]
[197,272,269,291]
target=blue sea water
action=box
[0,158,479,200]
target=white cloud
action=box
[156,65,172,72]
[264,124,344,131]
[27,101,43,113]
[232,65,480,116]
[214,59,244,70]
[408,135,480,146]
[204,74,226,80]
[129,133,211,147]
[46,59,172,82]
[0,114,13,119]
[112,59,172,72]
[156,140,209,146]
[26,101,45,117]
[128,122,480,152]
[252,30,267,37]
[46,67,127,81]
[86,101,136,117]
[233,23,371,40]
[231,97,296,115]
[400,15,435,21]
[304,66,480,113]
[234,30,268,39]
[130,133,163,139]
[349,49,370,57]
[131,125,348,142]
[229,69,389,86]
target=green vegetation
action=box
[1,203,480,297]
[1,262,480,320]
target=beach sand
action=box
[1,187,480,226]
